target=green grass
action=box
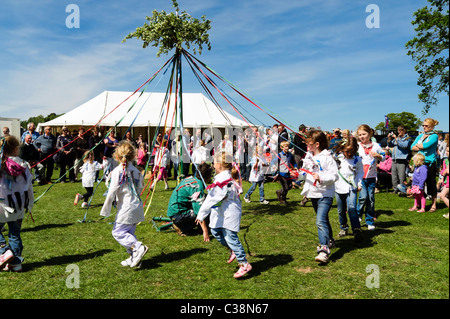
[1,170,448,299]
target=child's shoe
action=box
[315,252,329,263]
[408,206,418,211]
[130,244,148,268]
[74,193,82,205]
[417,208,425,213]
[81,202,89,208]
[0,250,14,269]
[227,250,236,264]
[243,196,251,203]
[260,200,269,205]
[2,262,22,272]
[233,263,252,278]
[338,229,348,237]
[315,245,330,264]
[121,255,132,267]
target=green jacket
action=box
[167,177,206,218]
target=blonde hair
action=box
[280,141,290,148]
[423,118,439,128]
[113,141,136,165]
[413,153,425,167]
[83,150,94,163]
[214,151,239,181]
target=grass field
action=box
[1,169,448,300]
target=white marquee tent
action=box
[38,91,248,131]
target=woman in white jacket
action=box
[295,130,339,264]
[334,136,364,241]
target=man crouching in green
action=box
[167,163,213,241]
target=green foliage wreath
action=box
[123,0,211,57]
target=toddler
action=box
[408,153,428,212]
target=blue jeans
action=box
[310,197,334,247]
[335,190,361,231]
[357,178,377,226]
[0,220,23,264]
[210,228,247,264]
[245,181,265,202]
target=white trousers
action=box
[112,223,141,254]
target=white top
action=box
[100,163,145,225]
[335,153,364,194]
[298,150,339,198]
[0,156,34,223]
[192,146,210,164]
[80,161,103,187]
[248,156,266,182]
[196,170,242,232]
[154,147,169,168]
[357,142,385,179]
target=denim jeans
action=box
[210,228,247,264]
[0,220,23,264]
[245,181,265,202]
[335,190,361,231]
[310,197,334,247]
[357,178,377,226]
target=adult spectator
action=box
[72,127,89,180]
[21,122,40,143]
[19,134,42,182]
[56,126,75,183]
[33,126,56,184]
[88,126,103,164]
[123,131,137,148]
[103,130,119,176]
[2,127,10,137]
[277,124,289,152]
[292,124,307,168]
[329,128,343,153]
[387,125,412,194]
[411,118,440,212]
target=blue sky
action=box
[0,0,448,133]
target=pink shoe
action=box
[0,250,14,269]
[233,263,252,278]
[417,209,425,213]
[227,250,236,264]
[408,207,417,211]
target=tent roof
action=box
[39,91,248,129]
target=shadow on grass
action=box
[139,248,208,270]
[21,223,74,233]
[237,253,294,280]
[330,219,411,263]
[24,249,113,272]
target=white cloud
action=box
[0,42,157,120]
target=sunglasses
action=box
[422,124,430,128]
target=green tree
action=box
[406,0,449,114]
[375,112,421,132]
[122,0,211,57]
[20,113,63,129]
